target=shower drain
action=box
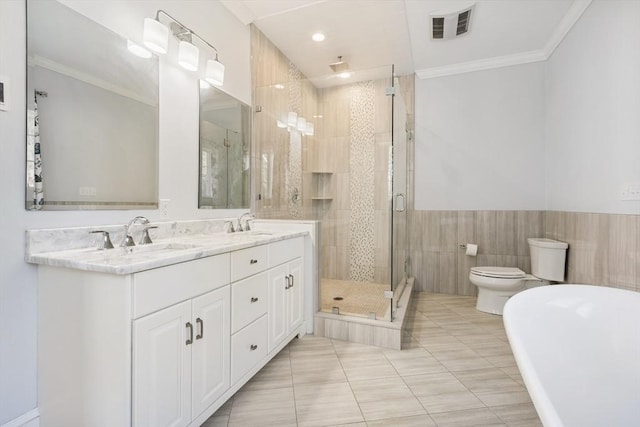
[333,296,344,301]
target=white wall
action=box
[0,1,250,423]
[545,0,640,215]
[414,62,547,211]
[414,0,640,215]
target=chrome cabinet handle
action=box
[288,274,294,288]
[250,344,258,351]
[250,259,258,264]
[285,275,290,289]
[196,318,203,340]
[250,297,259,303]
[186,322,193,345]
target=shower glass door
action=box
[252,65,411,322]
[390,71,412,320]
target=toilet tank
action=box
[527,238,568,282]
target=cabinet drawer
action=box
[231,315,268,384]
[133,254,230,318]
[269,237,303,267]
[230,245,268,282]
[231,272,268,333]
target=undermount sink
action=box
[84,241,204,263]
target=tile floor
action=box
[204,292,542,427]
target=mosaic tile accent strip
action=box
[349,81,376,282]
[287,62,303,218]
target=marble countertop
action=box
[26,230,308,275]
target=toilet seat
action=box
[470,266,525,279]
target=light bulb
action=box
[296,117,307,132]
[305,122,314,136]
[142,18,168,54]
[205,58,225,86]
[178,41,199,71]
[287,112,298,128]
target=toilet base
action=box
[475,289,512,315]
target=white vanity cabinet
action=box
[133,286,230,427]
[34,234,308,427]
[268,238,304,352]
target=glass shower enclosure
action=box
[253,65,413,322]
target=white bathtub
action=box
[503,284,640,427]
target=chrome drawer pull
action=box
[250,259,258,264]
[285,275,290,289]
[196,318,204,340]
[250,297,259,303]
[289,274,294,288]
[186,322,193,345]
[250,344,258,351]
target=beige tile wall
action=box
[544,211,639,292]
[409,211,544,296]
[411,210,640,296]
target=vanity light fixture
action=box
[296,117,307,132]
[143,10,225,85]
[304,122,314,136]
[126,40,152,58]
[277,112,313,136]
[287,111,298,128]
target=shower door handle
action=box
[394,193,406,212]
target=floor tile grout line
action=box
[330,337,367,426]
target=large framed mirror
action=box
[199,83,251,209]
[26,0,159,210]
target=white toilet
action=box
[469,238,568,315]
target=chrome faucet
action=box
[121,216,150,247]
[238,213,255,232]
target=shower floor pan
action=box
[314,277,414,350]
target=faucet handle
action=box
[224,220,236,233]
[139,225,158,245]
[121,225,135,247]
[90,230,114,250]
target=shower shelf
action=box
[311,197,333,201]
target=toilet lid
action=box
[471,266,526,279]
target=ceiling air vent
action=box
[430,4,474,40]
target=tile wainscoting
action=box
[410,210,640,295]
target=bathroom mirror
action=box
[199,83,251,209]
[25,0,159,210]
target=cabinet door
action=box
[268,264,288,352]
[133,301,192,427]
[191,286,231,418]
[287,258,304,333]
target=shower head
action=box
[329,56,350,73]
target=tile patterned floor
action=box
[204,292,542,427]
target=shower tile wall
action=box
[251,25,318,220]
[251,26,399,284]
[315,80,393,284]
[410,210,640,296]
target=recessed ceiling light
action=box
[338,72,351,79]
[312,32,325,42]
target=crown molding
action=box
[416,0,593,80]
[543,0,593,58]
[416,50,548,79]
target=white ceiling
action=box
[221,0,592,87]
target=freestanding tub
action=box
[503,284,640,427]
